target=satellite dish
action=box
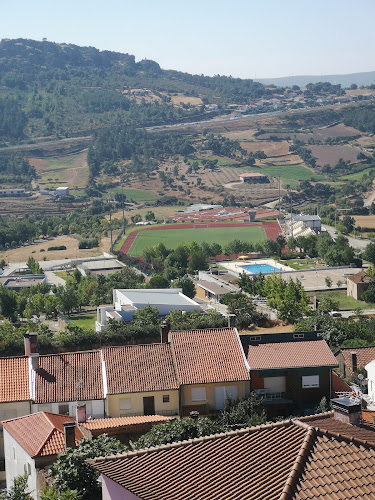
[358,374,364,380]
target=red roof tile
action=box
[2,412,82,457]
[88,417,375,500]
[332,371,352,395]
[103,344,178,394]
[340,346,375,375]
[247,340,338,370]
[89,422,307,500]
[362,410,375,426]
[35,351,103,404]
[80,415,174,431]
[170,327,250,385]
[0,357,29,403]
[347,271,372,284]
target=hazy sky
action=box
[1,0,374,79]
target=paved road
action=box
[322,225,370,250]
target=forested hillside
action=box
[0,38,268,143]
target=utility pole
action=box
[290,189,293,238]
[108,196,113,252]
[121,178,125,235]
[278,174,281,222]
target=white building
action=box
[3,413,82,499]
[365,359,375,404]
[96,288,202,332]
[291,215,321,232]
[55,187,69,196]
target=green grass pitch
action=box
[128,226,266,256]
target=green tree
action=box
[187,251,208,274]
[49,435,127,500]
[132,417,222,450]
[363,242,375,266]
[325,276,332,288]
[318,295,340,312]
[227,294,258,329]
[40,486,79,500]
[131,214,142,224]
[171,275,195,298]
[1,474,31,500]
[166,309,226,330]
[148,274,170,288]
[219,394,266,428]
[145,210,155,221]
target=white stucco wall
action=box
[366,360,375,403]
[102,476,142,500]
[4,430,37,499]
[0,402,31,459]
[31,399,105,419]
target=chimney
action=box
[351,352,357,372]
[228,314,236,328]
[24,331,38,356]
[30,353,39,371]
[76,404,86,423]
[63,422,76,449]
[331,397,362,426]
[160,320,171,344]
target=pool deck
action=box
[222,259,293,275]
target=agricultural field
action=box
[339,167,375,181]
[127,225,266,257]
[246,165,323,189]
[353,215,375,228]
[309,144,362,167]
[29,151,89,189]
[169,94,203,106]
[239,140,290,157]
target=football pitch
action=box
[128,226,266,256]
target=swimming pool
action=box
[240,263,281,274]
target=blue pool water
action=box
[241,263,281,274]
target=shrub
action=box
[47,245,67,251]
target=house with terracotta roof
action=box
[169,327,250,415]
[2,412,82,499]
[347,270,372,300]
[246,339,338,416]
[102,345,179,418]
[30,351,106,419]
[336,345,375,378]
[88,398,375,500]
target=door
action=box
[143,396,155,415]
[214,386,238,410]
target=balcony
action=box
[255,389,293,405]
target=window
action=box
[250,336,261,342]
[120,398,131,410]
[24,463,31,476]
[293,334,304,339]
[162,395,170,403]
[58,404,69,415]
[302,375,319,388]
[191,387,206,402]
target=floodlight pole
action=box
[121,178,125,235]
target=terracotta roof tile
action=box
[89,422,307,500]
[347,271,372,284]
[2,412,82,457]
[362,410,375,426]
[170,327,250,385]
[332,371,352,395]
[103,344,178,394]
[80,415,174,431]
[247,340,338,370]
[35,351,103,404]
[0,357,29,402]
[88,416,375,500]
[340,346,375,375]
[294,433,375,499]
[298,412,375,445]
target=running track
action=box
[118,221,281,255]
